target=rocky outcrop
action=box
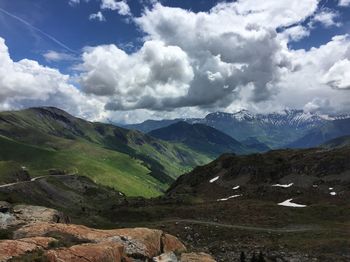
[0,202,68,229]
[46,242,127,262]
[13,223,186,259]
[0,203,214,261]
[0,237,55,261]
[0,221,215,261]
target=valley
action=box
[0,107,349,261]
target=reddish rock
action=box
[0,237,56,261]
[14,223,183,259]
[181,252,216,262]
[45,242,126,262]
[161,233,187,254]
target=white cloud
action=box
[43,50,77,62]
[68,0,80,6]
[269,35,350,114]
[279,25,310,42]
[339,0,350,6]
[80,40,194,110]
[68,0,90,6]
[101,0,131,16]
[311,9,341,28]
[74,0,350,116]
[89,11,106,22]
[323,59,350,89]
[82,1,323,111]
[0,37,104,120]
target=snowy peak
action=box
[204,109,344,128]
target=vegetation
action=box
[0,107,211,197]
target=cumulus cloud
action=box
[3,0,350,123]
[75,0,350,118]
[80,40,193,110]
[100,0,131,16]
[0,37,104,120]
[323,59,350,89]
[279,25,310,42]
[81,1,324,111]
[89,11,106,22]
[310,9,341,28]
[270,35,350,114]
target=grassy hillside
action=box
[148,121,251,158]
[0,107,211,197]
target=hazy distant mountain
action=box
[322,135,350,149]
[125,110,350,148]
[288,118,350,148]
[148,121,252,157]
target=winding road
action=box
[149,219,320,233]
[0,174,77,189]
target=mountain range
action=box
[125,109,350,148]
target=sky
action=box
[0,0,350,124]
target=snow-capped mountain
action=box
[124,110,350,149]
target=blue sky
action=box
[0,0,350,123]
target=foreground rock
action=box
[45,242,126,262]
[0,221,215,261]
[0,237,55,261]
[0,202,68,229]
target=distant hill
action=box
[125,110,350,148]
[122,119,185,133]
[321,135,350,148]
[0,107,211,197]
[287,118,350,148]
[240,137,270,152]
[148,121,251,157]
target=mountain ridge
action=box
[124,109,350,148]
[148,121,252,157]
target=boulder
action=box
[162,233,187,254]
[13,205,68,224]
[0,212,17,229]
[0,237,55,261]
[181,252,216,262]
[45,242,126,262]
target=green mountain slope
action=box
[148,121,251,158]
[0,107,211,197]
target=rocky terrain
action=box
[0,202,214,261]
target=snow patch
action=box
[330,192,337,196]
[329,187,333,190]
[217,195,242,201]
[312,185,318,188]
[278,199,306,208]
[272,183,293,188]
[232,185,240,190]
[209,176,219,183]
